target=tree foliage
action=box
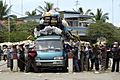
[90,8,109,22]
[0,1,12,20]
[87,21,120,44]
[2,21,39,42]
[0,29,6,43]
[73,7,91,15]
[25,9,37,16]
[36,1,54,14]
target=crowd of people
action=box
[0,41,120,74]
[64,41,120,73]
[0,44,38,73]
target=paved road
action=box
[0,71,120,80]
[0,61,120,80]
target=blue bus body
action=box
[35,35,67,69]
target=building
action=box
[60,11,93,40]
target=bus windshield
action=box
[35,40,63,51]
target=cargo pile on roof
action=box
[34,9,69,37]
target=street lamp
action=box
[57,0,59,9]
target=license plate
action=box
[53,61,60,64]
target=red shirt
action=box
[28,50,37,59]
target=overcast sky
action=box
[4,0,120,27]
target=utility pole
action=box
[75,0,80,27]
[112,0,114,25]
[8,0,11,42]
[8,16,10,42]
[75,0,79,10]
[57,0,59,8]
[21,0,23,16]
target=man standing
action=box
[9,45,18,71]
[25,45,38,73]
[100,44,107,71]
[111,43,120,72]
[18,44,25,72]
[3,45,9,61]
[91,45,100,73]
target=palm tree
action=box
[25,9,37,16]
[73,7,91,15]
[0,1,12,20]
[36,1,54,14]
[90,8,109,22]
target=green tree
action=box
[74,7,91,15]
[90,8,109,22]
[25,9,37,16]
[15,21,39,41]
[3,17,17,32]
[10,31,31,42]
[112,28,120,42]
[16,21,38,32]
[87,21,120,44]
[36,1,54,14]
[2,21,39,42]
[0,20,8,42]
[0,1,12,20]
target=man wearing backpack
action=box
[25,45,38,73]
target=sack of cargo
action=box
[52,26,62,35]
